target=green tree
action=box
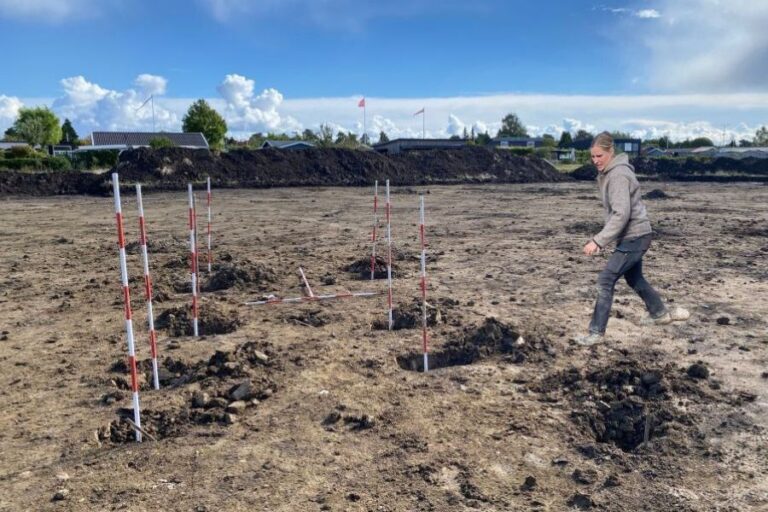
[497,113,528,138]
[573,129,594,142]
[754,126,768,146]
[476,131,492,145]
[738,138,753,148]
[3,126,21,141]
[378,131,390,144]
[60,118,79,146]
[610,130,632,139]
[658,135,671,149]
[541,134,556,147]
[317,124,334,147]
[12,107,62,146]
[462,127,469,140]
[301,129,318,142]
[558,131,573,148]
[688,137,714,147]
[182,99,227,150]
[149,136,175,149]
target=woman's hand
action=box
[583,240,601,256]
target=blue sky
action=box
[1,0,767,142]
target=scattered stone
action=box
[566,493,594,509]
[687,362,710,380]
[101,390,125,405]
[321,274,336,285]
[226,401,247,414]
[192,391,210,408]
[322,411,342,426]
[52,489,69,501]
[56,472,70,481]
[716,316,730,325]
[520,475,537,492]
[253,350,269,364]
[208,397,229,409]
[603,474,621,488]
[230,380,253,401]
[642,189,670,200]
[223,413,238,425]
[761,372,768,379]
[572,468,598,485]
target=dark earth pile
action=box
[1,146,568,196]
[155,301,242,336]
[571,156,768,182]
[535,357,727,452]
[100,340,278,443]
[397,317,555,371]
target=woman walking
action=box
[576,132,688,346]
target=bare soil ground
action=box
[0,182,767,511]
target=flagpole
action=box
[364,103,367,143]
[151,95,155,132]
[422,109,425,139]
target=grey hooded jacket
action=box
[593,153,652,248]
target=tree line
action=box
[3,104,768,151]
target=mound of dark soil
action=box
[642,189,671,200]
[2,146,570,196]
[536,357,725,452]
[101,341,279,443]
[397,317,554,371]
[155,302,241,336]
[346,255,396,280]
[202,261,276,292]
[373,298,455,330]
[571,156,768,182]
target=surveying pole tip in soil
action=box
[112,173,142,441]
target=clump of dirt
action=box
[285,309,331,327]
[565,221,604,235]
[373,298,456,330]
[202,260,276,292]
[155,302,241,336]
[642,189,671,200]
[345,255,395,280]
[536,357,726,452]
[396,317,554,371]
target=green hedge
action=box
[69,149,119,170]
[0,156,72,171]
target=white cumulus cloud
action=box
[51,75,179,134]
[216,74,299,135]
[0,95,23,131]
[135,74,168,96]
[635,9,660,18]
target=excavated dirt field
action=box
[0,182,767,511]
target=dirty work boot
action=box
[574,333,604,346]
[641,306,690,326]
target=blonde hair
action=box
[591,131,614,153]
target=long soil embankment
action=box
[571,156,768,182]
[0,146,567,196]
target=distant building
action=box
[373,138,466,154]
[573,138,642,155]
[88,131,209,150]
[488,137,546,148]
[261,140,316,150]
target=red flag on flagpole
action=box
[413,107,424,116]
[358,98,366,108]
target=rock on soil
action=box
[202,261,276,292]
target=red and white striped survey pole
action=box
[386,180,393,330]
[112,173,142,442]
[206,176,212,274]
[135,184,160,390]
[187,184,199,337]
[419,195,429,373]
[370,180,379,280]
[298,267,315,298]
